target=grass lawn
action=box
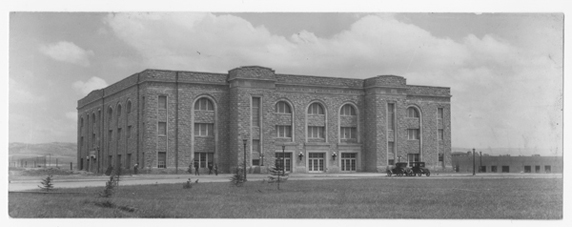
[9,177,562,219]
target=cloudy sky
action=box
[8,10,563,155]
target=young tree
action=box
[38,175,54,192]
[267,166,288,190]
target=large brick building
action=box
[77,66,452,174]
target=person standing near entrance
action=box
[194,161,200,176]
[133,163,139,175]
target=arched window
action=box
[108,107,113,125]
[275,101,291,113]
[308,103,324,115]
[127,101,132,114]
[195,98,214,110]
[340,104,356,116]
[117,104,122,117]
[407,107,419,118]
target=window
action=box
[276,101,291,113]
[158,152,166,168]
[195,98,214,110]
[524,166,531,173]
[117,128,122,140]
[340,104,356,116]
[340,127,356,139]
[545,165,551,173]
[408,154,420,164]
[308,103,324,115]
[252,97,260,127]
[108,130,113,141]
[491,166,497,173]
[276,125,292,138]
[158,122,167,136]
[502,166,510,173]
[535,165,540,173]
[126,154,131,170]
[252,139,260,165]
[127,101,132,114]
[407,129,420,140]
[117,104,122,118]
[480,166,486,172]
[92,113,96,130]
[439,153,444,162]
[275,153,292,172]
[341,153,357,171]
[194,123,214,137]
[80,117,84,132]
[108,107,113,127]
[158,95,167,109]
[127,125,132,138]
[407,107,419,118]
[438,129,444,140]
[108,155,112,167]
[438,108,443,119]
[388,159,395,165]
[308,126,325,138]
[308,153,324,172]
[194,152,214,168]
[80,137,84,149]
[388,103,395,130]
[92,133,96,147]
[117,154,122,168]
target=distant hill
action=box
[9,142,77,166]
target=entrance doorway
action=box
[275,152,292,172]
[308,153,325,172]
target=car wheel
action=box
[426,171,431,177]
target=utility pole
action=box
[472,148,476,175]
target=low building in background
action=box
[452,153,562,173]
[77,66,452,174]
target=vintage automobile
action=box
[410,161,431,177]
[386,162,413,177]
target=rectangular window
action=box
[158,95,167,109]
[388,142,395,159]
[388,103,395,130]
[340,127,357,139]
[80,137,84,149]
[545,165,551,173]
[92,133,96,147]
[407,129,420,140]
[438,108,444,119]
[117,154,122,168]
[408,154,420,164]
[158,122,167,136]
[117,128,122,140]
[252,97,260,127]
[127,125,132,138]
[276,125,292,138]
[108,155,113,167]
[108,130,112,141]
[439,153,444,162]
[126,154,131,170]
[438,129,444,140]
[308,126,325,138]
[341,153,357,171]
[524,166,531,173]
[194,123,214,137]
[480,166,486,172]
[252,139,260,165]
[535,165,540,173]
[194,152,214,168]
[491,166,497,173]
[158,152,166,168]
[502,166,510,173]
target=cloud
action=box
[9,73,47,104]
[73,77,108,95]
[39,41,94,67]
[103,13,562,152]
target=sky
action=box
[7,9,564,156]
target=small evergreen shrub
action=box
[38,175,54,192]
[230,168,245,187]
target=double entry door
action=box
[275,152,292,173]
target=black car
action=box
[387,162,413,177]
[410,161,430,177]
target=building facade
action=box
[77,66,452,174]
[452,153,562,173]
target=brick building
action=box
[77,66,452,174]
